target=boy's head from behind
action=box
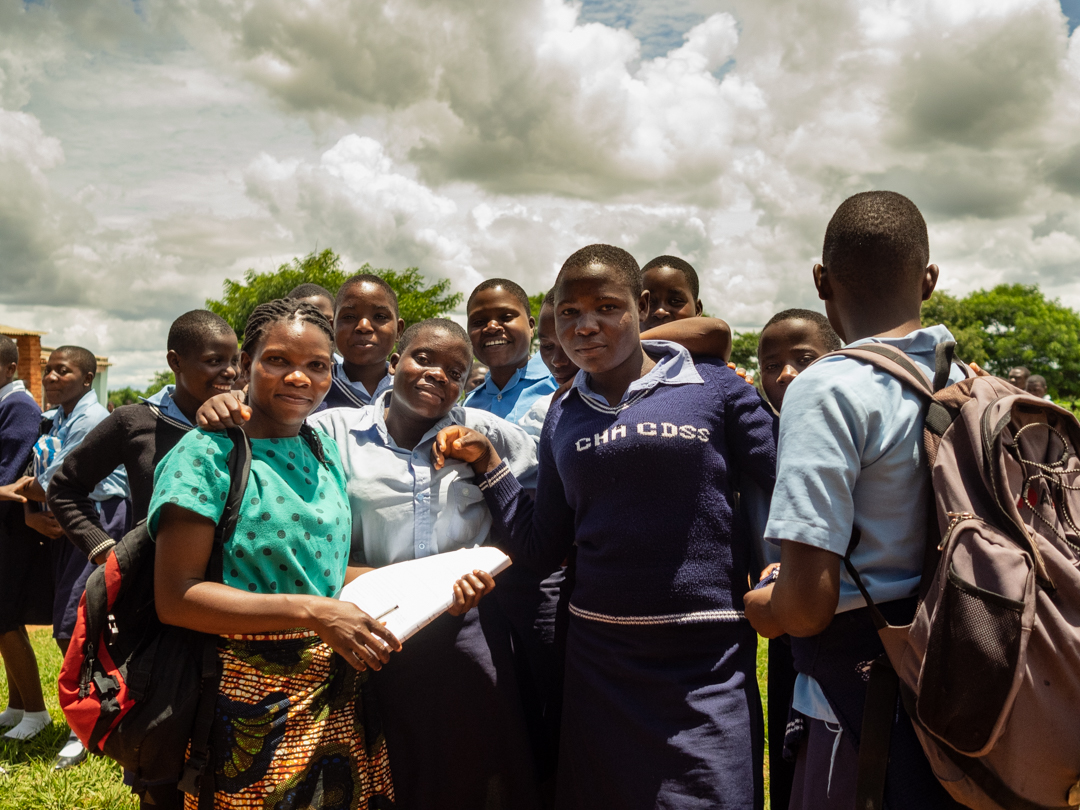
[815,190,936,342]
[467,279,534,380]
[334,274,405,372]
[287,283,336,325]
[641,255,703,330]
[0,336,18,388]
[758,309,841,411]
[166,310,240,413]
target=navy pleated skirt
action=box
[557,615,764,810]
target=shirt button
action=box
[496,394,502,401]
[461,487,470,496]
[419,544,425,549]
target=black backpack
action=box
[58,428,251,800]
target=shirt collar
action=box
[361,388,465,452]
[571,340,703,406]
[478,353,552,398]
[333,361,393,404]
[0,379,26,403]
[56,389,100,426]
[141,385,193,427]
[847,324,957,353]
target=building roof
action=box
[0,324,48,337]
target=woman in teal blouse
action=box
[150,299,405,809]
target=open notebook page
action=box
[339,546,512,643]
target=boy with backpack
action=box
[743,191,963,808]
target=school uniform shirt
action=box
[312,361,394,412]
[142,384,193,427]
[0,380,41,523]
[764,324,966,723]
[35,389,128,502]
[307,393,538,568]
[48,390,192,561]
[463,353,557,432]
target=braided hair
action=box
[241,298,334,358]
[241,298,335,467]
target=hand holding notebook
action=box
[339,546,512,644]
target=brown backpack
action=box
[833,341,1080,810]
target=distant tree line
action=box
[728,283,1080,408]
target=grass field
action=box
[1,629,773,809]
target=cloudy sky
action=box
[2,0,1080,387]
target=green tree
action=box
[729,330,761,379]
[922,284,1080,401]
[206,249,463,337]
[107,370,176,409]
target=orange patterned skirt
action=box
[185,629,394,810]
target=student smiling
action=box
[435,244,778,810]
[152,299,399,810]
[640,255,704,329]
[465,278,557,424]
[196,317,545,810]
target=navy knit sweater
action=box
[0,387,41,525]
[479,355,778,621]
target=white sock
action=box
[58,736,85,758]
[2,710,52,740]
[0,707,24,727]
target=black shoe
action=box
[53,745,88,771]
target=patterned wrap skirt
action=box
[188,629,394,810]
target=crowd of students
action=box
[0,189,990,809]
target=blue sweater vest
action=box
[480,357,777,622]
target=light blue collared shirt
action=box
[765,324,966,723]
[142,385,193,427]
[571,340,703,409]
[331,361,394,407]
[464,353,557,429]
[307,391,538,568]
[37,389,128,501]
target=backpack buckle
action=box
[107,613,119,639]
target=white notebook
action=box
[339,546,512,643]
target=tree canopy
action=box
[108,369,174,408]
[922,284,1080,401]
[205,249,463,337]
[729,330,761,379]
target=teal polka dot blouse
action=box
[148,428,352,597]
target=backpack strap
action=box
[178,427,251,801]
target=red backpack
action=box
[58,428,250,800]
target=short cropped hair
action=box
[822,191,929,298]
[467,278,531,313]
[242,299,334,358]
[1027,374,1047,387]
[168,310,235,358]
[641,255,700,300]
[542,288,555,308]
[0,336,18,368]
[397,318,472,357]
[287,283,334,302]
[762,309,842,353]
[52,345,97,376]
[336,274,399,317]
[557,244,642,299]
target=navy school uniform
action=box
[478,342,778,810]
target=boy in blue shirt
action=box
[744,191,963,808]
[464,279,557,426]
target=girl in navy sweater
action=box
[434,244,778,810]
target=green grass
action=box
[757,633,771,808]
[1,628,774,809]
[0,628,138,810]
